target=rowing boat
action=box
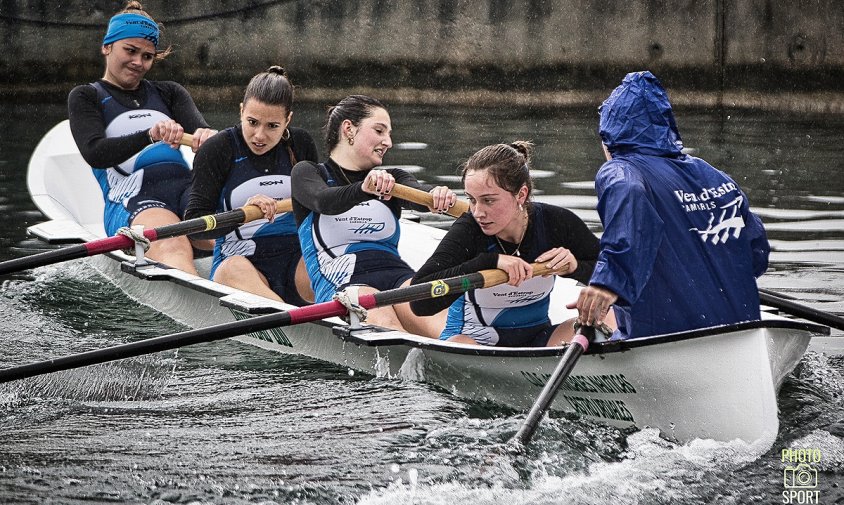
[24,120,829,448]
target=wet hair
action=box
[112,1,172,60]
[323,95,387,151]
[243,66,294,112]
[461,141,535,203]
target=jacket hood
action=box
[598,71,683,157]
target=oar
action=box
[0,199,292,276]
[759,288,844,331]
[510,324,596,449]
[0,262,553,384]
[380,182,470,218]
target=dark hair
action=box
[323,95,386,151]
[461,141,535,202]
[115,1,172,60]
[243,66,294,111]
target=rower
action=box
[290,95,458,338]
[410,141,613,347]
[67,0,216,275]
[184,66,318,305]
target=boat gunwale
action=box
[333,318,830,357]
[111,245,830,358]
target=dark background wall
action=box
[1,0,841,107]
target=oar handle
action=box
[479,262,554,287]
[184,136,453,220]
[240,199,293,222]
[388,184,469,218]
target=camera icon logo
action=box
[783,463,818,489]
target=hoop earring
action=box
[281,128,290,141]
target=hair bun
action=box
[267,65,286,76]
[509,140,534,163]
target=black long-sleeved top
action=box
[410,202,600,316]
[183,125,318,239]
[290,159,433,223]
[67,79,209,168]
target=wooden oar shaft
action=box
[0,200,291,276]
[0,262,555,383]
[759,289,844,331]
[367,262,553,309]
[385,184,470,218]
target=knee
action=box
[214,256,252,282]
[153,235,192,255]
[447,334,478,345]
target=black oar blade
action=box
[0,244,89,276]
[0,311,294,384]
[510,325,596,449]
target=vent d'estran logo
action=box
[689,196,746,244]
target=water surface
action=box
[0,100,842,504]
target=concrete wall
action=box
[1,0,842,100]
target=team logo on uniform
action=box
[689,196,746,244]
[259,179,285,186]
[350,222,386,234]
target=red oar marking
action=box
[285,294,379,325]
[82,229,160,256]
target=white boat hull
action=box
[23,120,829,447]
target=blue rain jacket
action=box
[592,71,770,339]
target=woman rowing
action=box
[184,66,318,304]
[67,1,215,275]
[291,95,456,337]
[410,141,611,347]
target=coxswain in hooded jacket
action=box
[592,71,770,339]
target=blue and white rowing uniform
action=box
[90,80,191,235]
[411,202,601,347]
[208,126,308,305]
[440,204,556,346]
[292,161,431,304]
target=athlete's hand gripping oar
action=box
[362,178,470,219]
[0,262,553,384]
[0,199,292,276]
[388,184,470,218]
[759,288,844,331]
[509,324,596,450]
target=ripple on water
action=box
[357,428,768,505]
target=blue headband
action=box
[102,13,159,48]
